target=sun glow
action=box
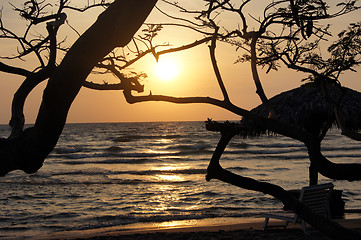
[155,58,179,81]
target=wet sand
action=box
[33,217,361,240]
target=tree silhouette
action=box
[1,0,361,238]
[0,0,157,175]
[122,1,361,238]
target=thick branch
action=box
[9,18,62,139]
[123,91,313,143]
[0,0,158,176]
[307,140,361,181]
[207,119,361,182]
[83,81,127,90]
[9,69,52,139]
[206,129,360,239]
[0,62,31,77]
[84,79,144,93]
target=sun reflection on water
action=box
[154,219,198,228]
[152,165,189,182]
[157,138,173,144]
[146,165,192,212]
[157,174,184,182]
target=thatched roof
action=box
[240,83,361,138]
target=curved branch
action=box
[9,69,51,139]
[250,35,268,103]
[123,91,313,143]
[0,62,31,77]
[206,123,361,239]
[209,30,230,102]
[307,140,361,181]
[9,15,63,139]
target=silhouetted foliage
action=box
[1,1,361,239]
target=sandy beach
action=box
[33,217,361,240]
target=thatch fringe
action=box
[239,84,361,138]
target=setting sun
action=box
[155,58,179,81]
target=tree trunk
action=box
[0,0,157,176]
[206,130,361,240]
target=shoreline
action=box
[32,216,361,240]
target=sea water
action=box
[0,121,361,239]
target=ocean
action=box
[0,121,361,239]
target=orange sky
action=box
[0,1,360,124]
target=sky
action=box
[0,0,360,124]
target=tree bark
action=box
[0,0,157,176]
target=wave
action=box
[45,168,208,177]
[0,167,210,186]
[51,151,180,160]
[4,123,361,240]
[118,168,207,175]
[225,148,304,155]
[324,153,361,159]
[0,178,193,186]
[57,157,170,165]
[112,134,186,143]
[50,150,211,163]
[167,144,207,151]
[51,143,361,163]
[104,146,127,152]
[111,206,267,225]
[62,211,261,232]
[226,166,248,171]
[166,143,213,155]
[0,226,31,232]
[254,142,305,149]
[53,147,84,154]
[321,146,361,152]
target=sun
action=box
[155,58,179,81]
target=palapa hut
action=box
[215,82,361,188]
[234,83,361,216]
[205,82,361,219]
[240,83,361,139]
